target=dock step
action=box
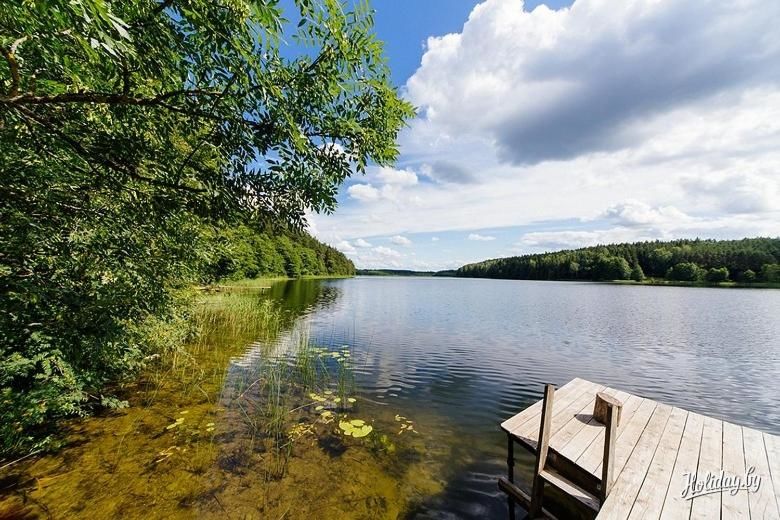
[498,477,560,520]
[539,468,600,512]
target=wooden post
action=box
[600,402,618,503]
[529,384,555,517]
[507,433,516,520]
[594,392,622,427]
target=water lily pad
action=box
[347,398,357,403]
[349,419,365,427]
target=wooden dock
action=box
[499,378,780,519]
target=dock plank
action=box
[626,407,688,520]
[557,389,631,463]
[721,420,750,520]
[501,378,588,434]
[689,416,723,519]
[574,393,645,474]
[658,411,705,519]
[764,432,780,518]
[581,397,656,475]
[595,403,672,520]
[743,426,780,519]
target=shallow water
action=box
[2,277,779,519]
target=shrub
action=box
[705,267,729,283]
[665,262,704,282]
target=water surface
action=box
[2,277,778,519]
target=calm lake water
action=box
[3,276,779,519]
[267,276,780,518]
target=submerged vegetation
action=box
[457,237,780,285]
[0,287,442,519]
[0,0,411,456]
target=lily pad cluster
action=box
[313,346,352,363]
[309,390,356,408]
[339,418,373,438]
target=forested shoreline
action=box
[456,238,780,284]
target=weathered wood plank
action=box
[501,378,588,434]
[551,387,625,458]
[625,406,688,520]
[743,426,780,519]
[516,381,605,447]
[721,420,750,520]
[594,403,672,520]
[582,397,656,475]
[764,432,780,520]
[558,389,631,463]
[689,416,723,519]
[574,394,645,474]
[659,411,705,520]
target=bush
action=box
[705,267,730,283]
[666,262,704,282]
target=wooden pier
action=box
[499,378,780,519]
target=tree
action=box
[630,264,645,282]
[593,255,631,280]
[666,262,704,282]
[705,267,729,283]
[0,0,408,454]
[760,263,780,282]
[739,269,757,283]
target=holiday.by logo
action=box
[680,466,762,500]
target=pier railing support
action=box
[529,384,555,518]
[600,401,618,503]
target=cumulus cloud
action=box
[335,240,356,254]
[354,238,373,248]
[601,200,690,228]
[376,166,418,186]
[468,233,497,241]
[680,172,780,214]
[421,161,476,184]
[406,0,780,165]
[390,235,412,246]
[347,183,380,202]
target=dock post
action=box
[600,401,618,503]
[507,433,515,520]
[529,384,555,518]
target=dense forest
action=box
[0,0,408,455]
[456,238,780,283]
[207,225,354,281]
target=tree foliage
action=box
[0,0,409,455]
[456,238,780,283]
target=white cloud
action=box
[406,0,780,164]
[347,183,380,202]
[468,233,496,241]
[376,166,418,186]
[335,240,356,254]
[431,237,440,242]
[390,235,412,246]
[354,238,373,248]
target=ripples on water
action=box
[265,277,780,519]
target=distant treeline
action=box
[356,269,457,277]
[206,225,355,281]
[456,238,780,283]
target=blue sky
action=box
[304,0,780,270]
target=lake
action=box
[3,277,779,519]
[266,276,780,517]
